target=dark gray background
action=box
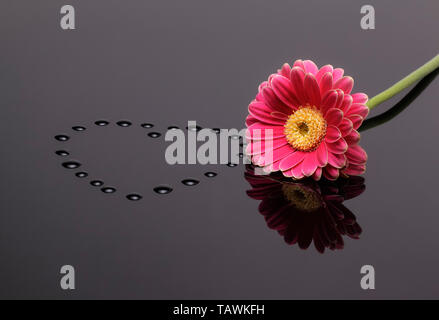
[1,0,438,299]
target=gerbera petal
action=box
[248,100,272,113]
[303,60,318,75]
[304,73,321,106]
[325,125,341,143]
[332,68,344,82]
[255,91,264,102]
[325,108,344,126]
[328,152,347,168]
[345,144,367,165]
[338,118,353,136]
[316,65,334,83]
[347,103,369,119]
[251,154,263,166]
[256,81,269,102]
[260,144,296,165]
[271,75,300,109]
[279,151,307,171]
[290,67,307,104]
[301,152,319,177]
[319,72,333,97]
[334,76,354,94]
[315,141,328,166]
[252,154,265,167]
[343,163,366,175]
[261,87,291,114]
[349,115,364,130]
[246,137,288,155]
[246,123,285,140]
[248,102,286,125]
[291,163,305,179]
[245,114,258,127]
[340,95,353,113]
[267,158,283,172]
[270,111,289,120]
[320,90,338,114]
[344,130,360,145]
[261,165,273,174]
[278,63,291,78]
[327,138,348,154]
[312,166,322,181]
[351,92,368,104]
[292,59,305,71]
[258,81,268,91]
[323,165,340,181]
[334,89,345,109]
[267,74,276,84]
[283,168,294,177]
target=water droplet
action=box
[62,161,81,169]
[181,178,199,186]
[227,162,238,167]
[72,126,86,131]
[55,150,69,156]
[212,128,221,134]
[95,120,109,126]
[148,132,161,138]
[153,186,173,194]
[141,123,154,128]
[126,193,143,201]
[186,125,202,132]
[116,120,132,127]
[168,126,179,130]
[55,135,69,141]
[238,153,244,158]
[204,172,217,178]
[101,187,116,193]
[75,172,88,178]
[90,180,104,187]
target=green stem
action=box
[367,54,439,110]
[360,68,439,132]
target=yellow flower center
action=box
[284,106,327,152]
[281,184,322,212]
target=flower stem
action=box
[366,54,439,110]
[360,68,439,132]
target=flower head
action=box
[245,165,364,253]
[246,59,369,180]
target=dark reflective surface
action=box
[1,0,439,299]
[245,166,364,253]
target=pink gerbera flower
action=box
[246,59,369,180]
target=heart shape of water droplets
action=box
[52,119,234,201]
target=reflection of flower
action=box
[245,165,364,253]
[246,59,368,180]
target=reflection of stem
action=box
[360,67,439,132]
[367,54,439,110]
